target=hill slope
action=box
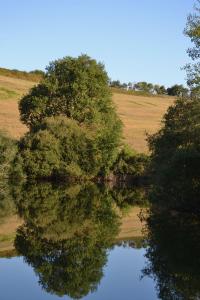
[0,74,174,153]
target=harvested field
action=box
[0,74,174,152]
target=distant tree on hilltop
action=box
[167,84,188,97]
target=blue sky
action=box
[0,0,194,86]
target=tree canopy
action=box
[16,55,122,179]
[19,55,115,129]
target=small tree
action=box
[154,84,167,95]
[167,84,188,97]
[110,80,122,88]
[0,132,17,178]
[133,82,154,94]
[17,117,114,179]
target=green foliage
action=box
[16,128,61,179]
[110,80,122,88]
[112,145,149,177]
[167,84,188,97]
[18,84,52,129]
[134,82,154,94]
[144,210,200,300]
[184,0,200,61]
[184,1,200,97]
[0,180,17,223]
[17,55,122,179]
[15,116,121,179]
[153,84,166,95]
[19,55,114,129]
[148,97,200,211]
[111,186,148,209]
[29,69,45,77]
[14,182,120,299]
[0,132,17,178]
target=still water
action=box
[0,247,158,300]
[0,181,199,300]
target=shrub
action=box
[16,129,60,179]
[0,132,17,178]
[16,117,116,179]
[112,145,149,177]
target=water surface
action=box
[0,181,199,300]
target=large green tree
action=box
[17,55,122,178]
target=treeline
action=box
[0,67,44,82]
[110,80,189,97]
[0,66,188,98]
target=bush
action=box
[16,117,116,179]
[112,145,149,177]
[0,132,17,178]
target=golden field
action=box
[0,74,174,152]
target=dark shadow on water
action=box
[143,203,200,300]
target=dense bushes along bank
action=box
[0,55,148,181]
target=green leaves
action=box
[19,55,111,129]
[17,55,122,179]
[148,97,200,211]
[0,132,17,179]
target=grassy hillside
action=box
[0,67,43,82]
[113,91,174,152]
[0,72,174,153]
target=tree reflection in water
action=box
[143,207,200,300]
[10,178,200,300]
[13,182,120,299]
